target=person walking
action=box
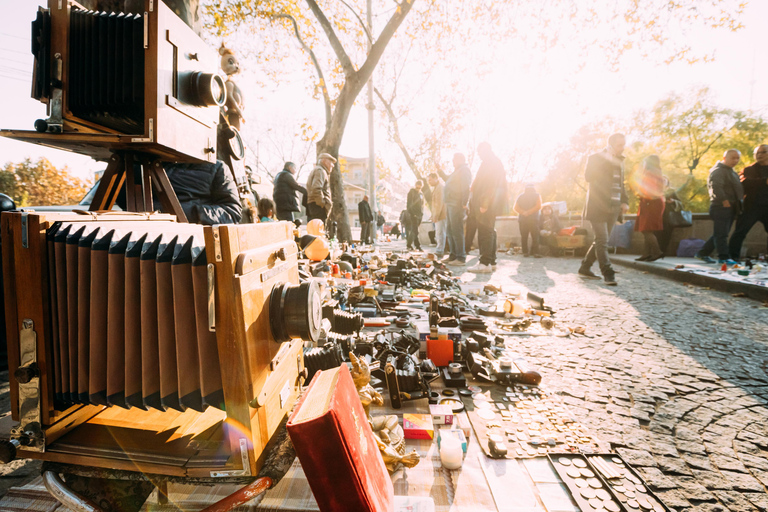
[578,133,629,286]
[513,184,542,257]
[358,195,374,244]
[306,153,336,222]
[729,144,768,260]
[633,155,665,261]
[428,173,447,257]
[406,180,425,251]
[399,209,409,241]
[655,176,687,256]
[695,149,743,265]
[376,211,386,239]
[468,142,506,273]
[444,153,472,265]
[272,161,307,222]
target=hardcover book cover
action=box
[287,364,394,512]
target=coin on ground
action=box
[595,490,611,501]
[604,501,621,512]
[573,458,587,468]
[589,498,604,509]
[567,467,582,479]
[574,478,588,488]
[626,500,639,509]
[579,487,596,499]
[558,457,572,466]
[477,409,496,420]
[588,478,603,489]
[580,468,595,478]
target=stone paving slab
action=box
[611,255,768,301]
[449,250,768,512]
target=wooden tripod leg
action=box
[124,153,137,212]
[88,154,126,212]
[148,161,188,223]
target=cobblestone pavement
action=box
[478,253,768,512]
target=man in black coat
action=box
[729,144,768,260]
[358,195,374,244]
[272,161,307,221]
[467,143,506,273]
[163,160,242,225]
[578,133,629,285]
[406,180,424,251]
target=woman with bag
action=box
[633,155,665,261]
[656,176,692,255]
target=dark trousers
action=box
[360,221,372,244]
[407,217,422,250]
[307,203,327,222]
[581,216,618,277]
[446,205,466,260]
[729,206,768,259]
[465,213,478,250]
[519,215,539,255]
[698,204,735,260]
[655,224,675,256]
[478,220,497,266]
[276,210,294,222]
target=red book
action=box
[287,364,394,512]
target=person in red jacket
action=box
[729,144,768,260]
[633,155,665,261]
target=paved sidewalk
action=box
[611,255,768,302]
[458,252,768,512]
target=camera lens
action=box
[188,72,227,107]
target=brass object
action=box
[349,353,419,474]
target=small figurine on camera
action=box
[219,44,244,130]
[349,353,420,473]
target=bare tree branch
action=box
[305,0,356,77]
[339,0,373,43]
[357,0,416,83]
[273,13,332,131]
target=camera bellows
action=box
[68,10,145,134]
[46,221,223,413]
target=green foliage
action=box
[541,89,768,214]
[629,88,768,212]
[0,158,90,207]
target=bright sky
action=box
[0,1,766,183]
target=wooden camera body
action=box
[2,0,222,163]
[1,213,319,478]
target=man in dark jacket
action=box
[272,162,307,222]
[406,180,424,251]
[444,152,472,265]
[696,149,743,264]
[163,160,242,225]
[467,143,506,273]
[578,133,628,285]
[729,144,768,260]
[358,195,374,244]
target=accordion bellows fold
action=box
[46,220,223,414]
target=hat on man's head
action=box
[318,153,337,163]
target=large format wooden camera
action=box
[1,0,230,220]
[9,0,223,163]
[1,212,320,480]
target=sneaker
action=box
[578,267,601,280]
[468,263,493,273]
[446,256,458,263]
[446,259,466,266]
[491,264,497,271]
[604,274,617,286]
[718,259,739,266]
[695,254,717,264]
